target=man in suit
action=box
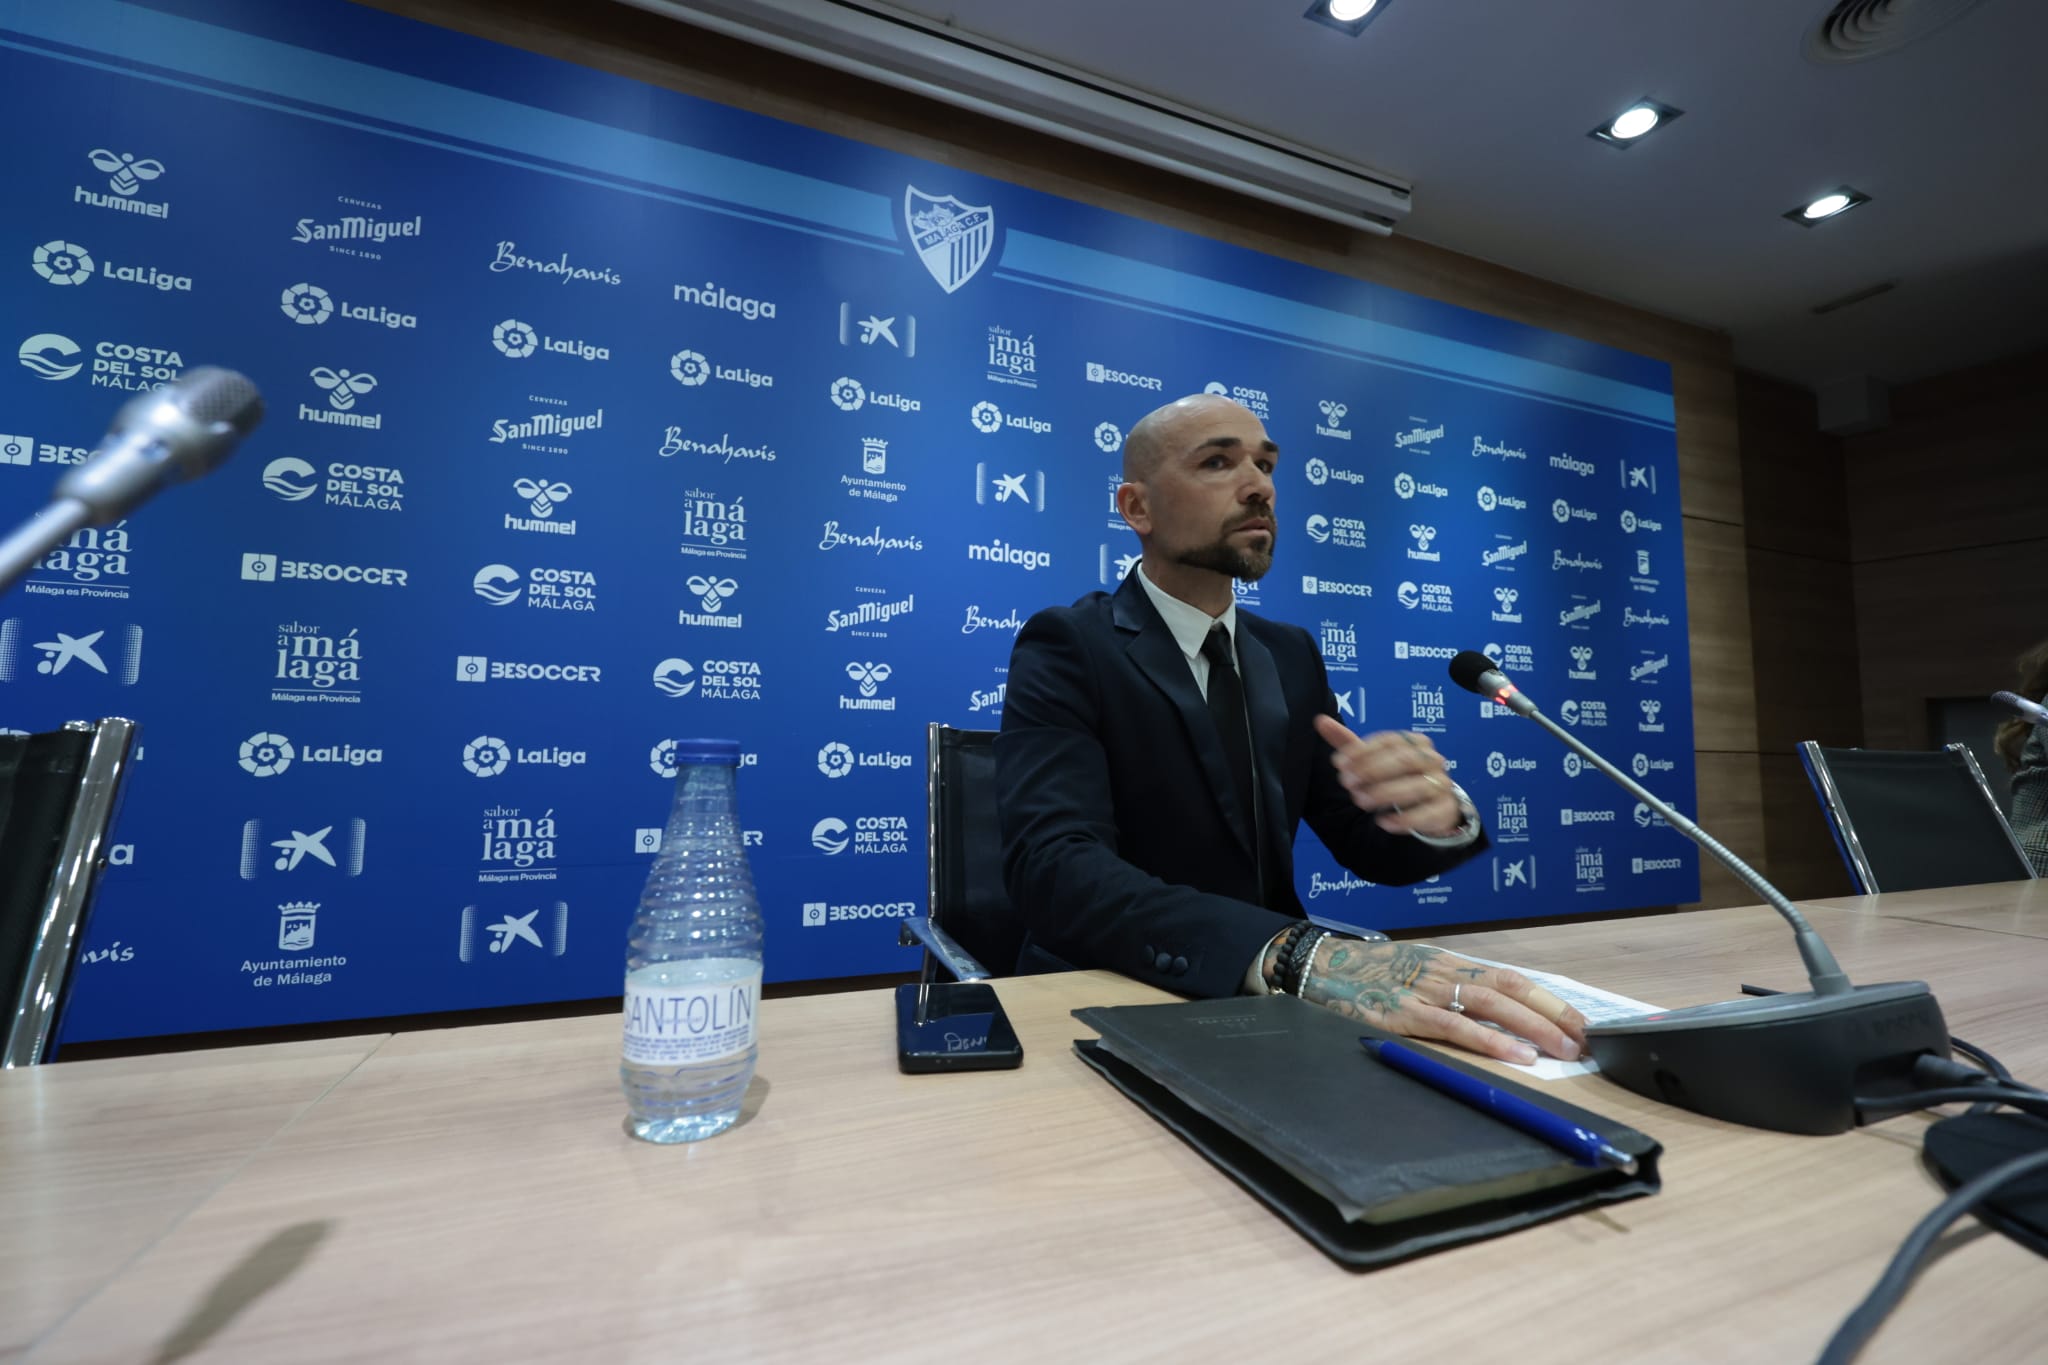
[997,393,1586,1064]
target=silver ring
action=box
[1447,983,1466,1014]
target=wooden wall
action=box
[359,0,1764,911]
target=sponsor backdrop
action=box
[0,0,1697,1042]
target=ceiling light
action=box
[1783,186,1871,226]
[1587,98,1683,148]
[1305,0,1389,35]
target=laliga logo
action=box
[846,661,892,697]
[970,401,1002,434]
[311,366,376,410]
[687,575,737,612]
[1394,473,1417,499]
[88,150,165,196]
[513,478,571,517]
[463,735,510,778]
[649,739,679,778]
[262,457,318,502]
[811,817,850,854]
[1093,421,1122,453]
[1304,458,1330,487]
[281,283,334,325]
[239,732,294,777]
[1305,514,1330,544]
[830,377,866,411]
[1486,752,1507,779]
[1410,524,1437,551]
[818,741,855,779]
[1552,498,1571,523]
[1565,753,1584,777]
[31,240,94,286]
[492,319,539,358]
[473,565,521,605]
[651,658,695,697]
[670,349,711,386]
[19,332,83,380]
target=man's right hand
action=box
[1290,938,1587,1064]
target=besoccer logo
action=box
[262,457,318,501]
[239,732,294,778]
[651,658,696,697]
[19,333,82,380]
[830,377,867,411]
[473,565,521,605]
[811,817,850,854]
[311,367,376,409]
[817,741,855,779]
[463,735,510,778]
[281,283,333,325]
[32,240,94,286]
[1093,421,1122,453]
[970,401,1002,434]
[492,319,538,358]
[670,349,711,386]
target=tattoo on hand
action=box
[1304,942,1442,1025]
[1455,966,1486,980]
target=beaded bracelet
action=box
[1265,921,1312,993]
[1280,927,1328,998]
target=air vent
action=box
[1811,280,1898,315]
[1805,0,1993,64]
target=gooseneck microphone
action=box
[0,367,264,595]
[1992,691,2048,729]
[1448,650,1950,1135]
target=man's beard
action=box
[1176,530,1274,582]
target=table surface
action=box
[6,887,2046,1364]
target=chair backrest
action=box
[2,717,137,1066]
[926,723,1020,977]
[1797,740,2039,895]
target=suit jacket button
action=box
[1155,951,1173,972]
[1172,956,1189,975]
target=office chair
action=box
[1797,739,2038,895]
[898,723,1021,983]
[2,717,137,1067]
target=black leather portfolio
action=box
[1074,994,1661,1268]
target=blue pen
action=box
[1360,1037,1638,1174]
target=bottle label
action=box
[622,969,762,1066]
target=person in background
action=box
[1996,638,2048,876]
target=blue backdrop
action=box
[0,0,1698,1042]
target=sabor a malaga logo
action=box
[463,735,511,778]
[19,333,82,380]
[473,565,521,606]
[262,458,318,502]
[239,732,294,778]
[818,741,855,779]
[281,283,334,325]
[492,319,538,358]
[811,817,850,855]
[31,240,94,286]
[1093,421,1123,453]
[670,349,711,386]
[651,658,695,697]
[830,376,866,411]
[970,401,1002,434]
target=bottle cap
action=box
[666,738,742,766]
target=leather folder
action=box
[1074,993,1661,1268]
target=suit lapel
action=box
[1234,621,1293,874]
[1113,575,1257,857]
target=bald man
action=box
[995,394,1586,1064]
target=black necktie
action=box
[1201,624,1261,869]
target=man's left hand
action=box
[1312,714,1464,837]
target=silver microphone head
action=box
[1992,691,2048,727]
[54,366,264,520]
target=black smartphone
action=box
[895,981,1024,1073]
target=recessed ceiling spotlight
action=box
[1587,98,1684,148]
[1783,186,1872,226]
[1305,0,1389,36]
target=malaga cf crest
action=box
[904,186,995,293]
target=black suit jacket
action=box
[996,571,1488,998]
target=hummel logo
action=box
[846,661,892,697]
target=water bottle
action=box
[621,739,763,1143]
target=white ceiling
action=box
[872,0,2048,394]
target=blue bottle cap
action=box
[666,738,742,766]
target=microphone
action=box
[1448,650,1950,1135]
[1992,691,2048,728]
[0,367,263,594]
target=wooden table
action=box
[1803,877,2048,942]
[6,892,2046,1364]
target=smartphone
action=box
[895,981,1024,1073]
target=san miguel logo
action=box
[904,187,994,294]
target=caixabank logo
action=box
[0,620,143,685]
[239,818,368,880]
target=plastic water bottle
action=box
[621,739,763,1143]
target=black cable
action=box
[1815,1146,2048,1365]
[1854,1086,2048,1123]
[1738,983,2035,1112]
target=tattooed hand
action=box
[1300,939,1587,1064]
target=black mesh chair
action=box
[2,717,137,1066]
[1797,740,2039,895]
[898,723,1020,982]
